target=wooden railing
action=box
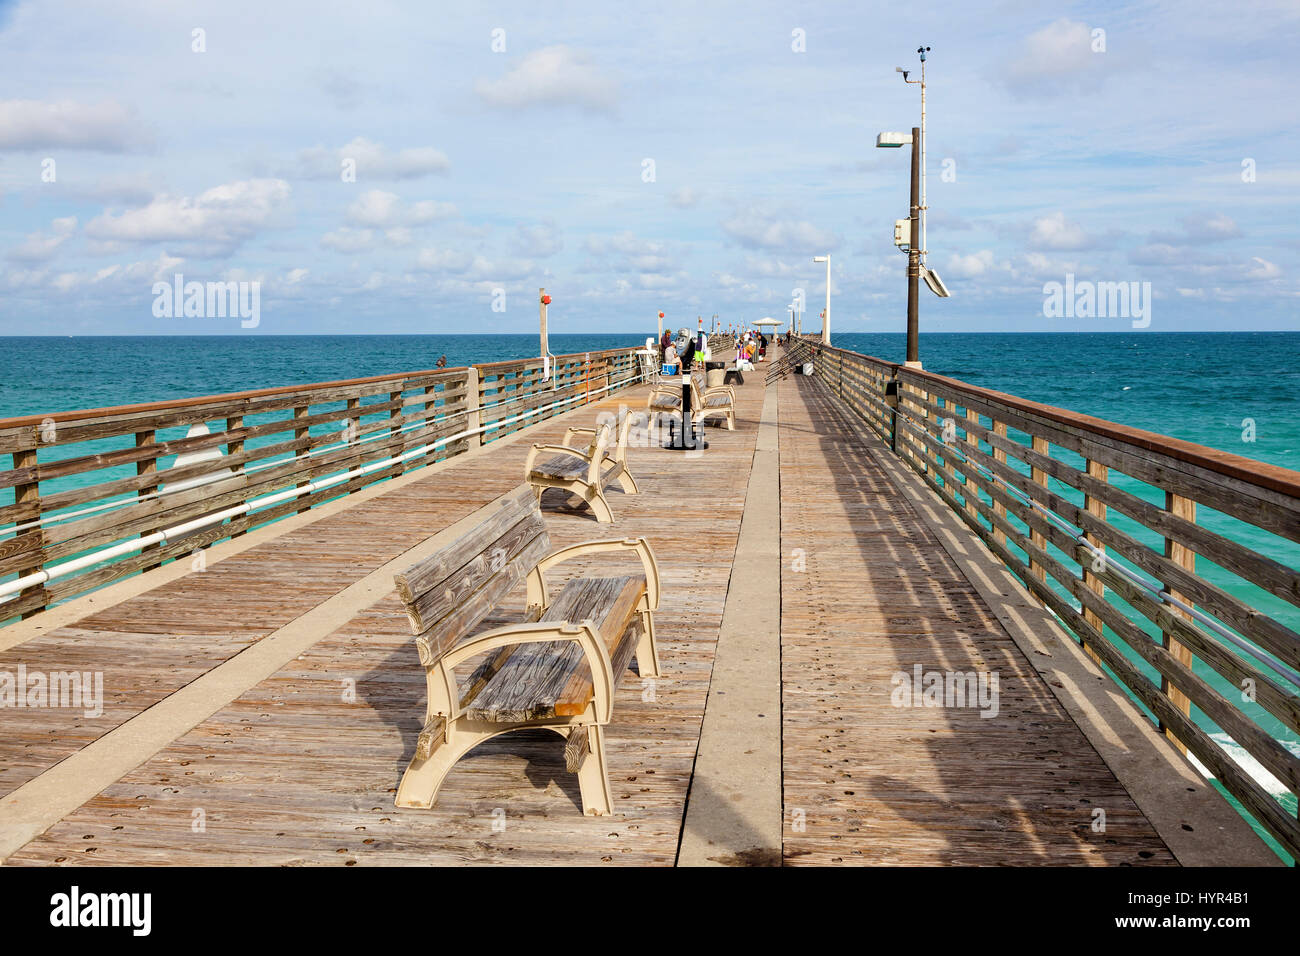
[790,336,1300,860]
[0,346,641,623]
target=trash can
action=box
[705,361,726,388]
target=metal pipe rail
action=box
[0,346,643,621]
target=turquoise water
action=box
[0,334,644,420]
[1,330,1297,860]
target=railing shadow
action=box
[780,373,1159,864]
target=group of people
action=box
[657,326,776,375]
[658,328,699,372]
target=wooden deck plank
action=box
[3,379,767,866]
[777,372,1177,866]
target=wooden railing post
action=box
[1080,459,1108,664]
[294,404,310,513]
[992,421,1008,547]
[226,415,246,532]
[388,389,403,477]
[464,367,481,447]
[13,445,47,618]
[1028,436,1049,591]
[134,429,162,571]
[963,407,980,523]
[1161,493,1197,754]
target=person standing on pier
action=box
[681,334,697,371]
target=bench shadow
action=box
[359,642,587,813]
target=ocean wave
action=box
[1185,732,1300,799]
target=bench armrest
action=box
[428,620,615,725]
[525,443,590,474]
[527,536,661,613]
[703,385,735,401]
[563,426,597,448]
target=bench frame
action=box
[395,527,661,817]
[524,409,640,523]
[646,369,737,432]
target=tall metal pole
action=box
[539,287,549,363]
[822,255,831,345]
[907,127,921,367]
[920,53,927,266]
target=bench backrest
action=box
[394,485,551,662]
[688,370,707,412]
[584,420,614,483]
[595,406,636,465]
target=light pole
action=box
[875,130,920,366]
[877,48,949,369]
[812,255,830,345]
[898,47,930,266]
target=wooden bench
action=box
[392,485,661,816]
[646,369,736,432]
[524,407,640,523]
[689,369,737,431]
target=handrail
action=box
[789,334,1300,862]
[0,344,644,622]
[0,345,636,430]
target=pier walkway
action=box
[0,360,1277,866]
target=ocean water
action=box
[1,330,1297,860]
[829,331,1300,475]
[0,334,645,420]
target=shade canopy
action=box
[752,318,784,328]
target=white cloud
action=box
[320,227,376,253]
[721,208,838,252]
[294,137,450,180]
[415,248,536,281]
[345,190,457,228]
[1028,211,1097,251]
[512,220,563,257]
[475,45,619,112]
[946,249,995,278]
[0,98,147,151]
[1002,19,1105,93]
[1245,257,1281,280]
[1151,213,1243,245]
[583,231,678,273]
[668,187,702,209]
[7,217,77,263]
[85,179,290,252]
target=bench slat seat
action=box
[464,575,645,723]
[532,453,591,480]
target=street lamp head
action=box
[812,255,828,263]
[875,131,912,148]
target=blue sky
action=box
[1,0,1298,335]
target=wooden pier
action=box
[0,343,1293,866]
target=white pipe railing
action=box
[0,364,645,603]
